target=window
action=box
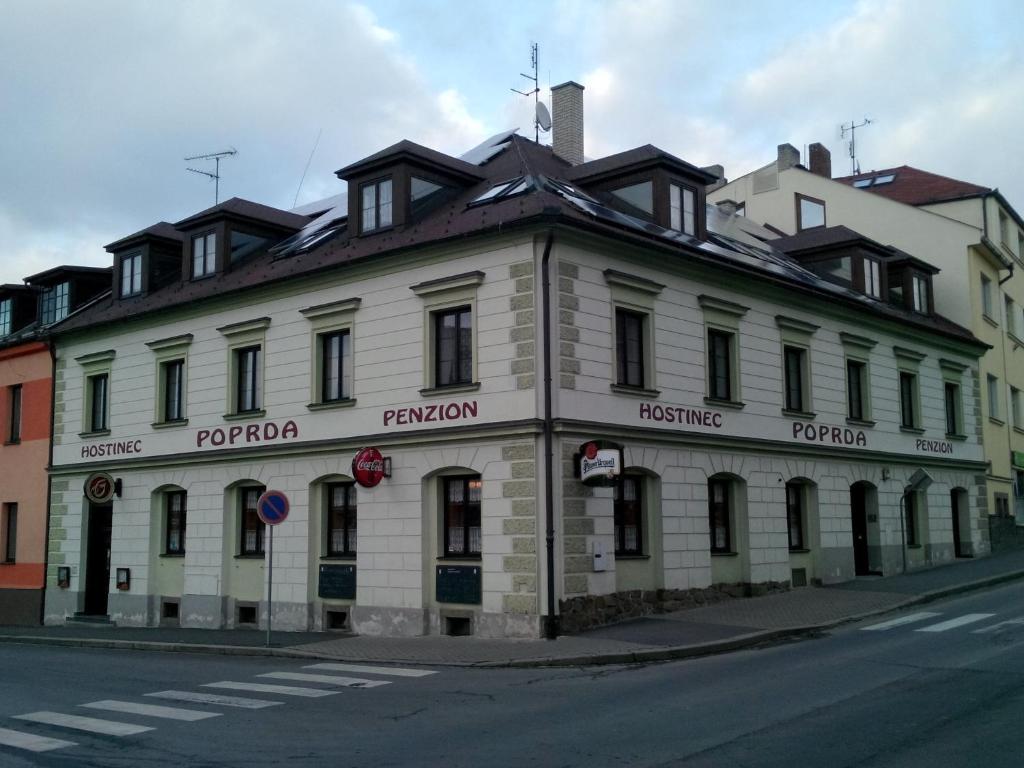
[995,494,1010,518]
[864,258,882,299]
[360,178,393,233]
[786,483,804,551]
[999,210,1010,246]
[434,307,472,388]
[707,329,733,401]
[796,194,825,231]
[326,483,357,557]
[41,282,69,324]
[904,492,918,547]
[912,275,928,313]
[609,181,653,218]
[165,491,186,555]
[229,231,269,264]
[945,382,961,435]
[121,252,142,297]
[7,385,21,443]
[899,371,918,429]
[2,503,15,563]
[88,373,109,432]
[320,331,352,403]
[240,486,266,556]
[988,374,1001,420]
[1006,296,1019,338]
[161,359,185,422]
[0,298,11,336]
[615,309,645,388]
[1011,386,1022,429]
[192,232,216,278]
[411,176,448,218]
[443,477,481,558]
[847,359,867,421]
[670,183,696,235]
[981,274,994,319]
[234,346,261,413]
[708,479,731,553]
[783,346,806,412]
[614,475,643,556]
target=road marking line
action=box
[972,617,1024,634]
[13,711,154,736]
[305,663,437,678]
[0,726,76,753]
[145,690,283,709]
[860,612,941,631]
[81,700,221,721]
[916,613,996,633]
[202,681,339,698]
[258,672,390,688]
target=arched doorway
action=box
[849,481,878,576]
[951,488,970,558]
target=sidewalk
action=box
[3,548,1024,668]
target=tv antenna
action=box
[511,42,548,143]
[840,118,872,175]
[185,148,237,204]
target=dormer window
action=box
[120,252,142,297]
[0,299,10,336]
[609,182,653,219]
[796,194,826,231]
[912,274,928,313]
[864,258,882,298]
[41,282,69,324]
[192,232,216,278]
[670,182,696,235]
[229,231,270,264]
[360,178,393,233]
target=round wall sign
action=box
[352,447,386,488]
[84,472,116,505]
[256,490,290,526]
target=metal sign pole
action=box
[266,524,273,647]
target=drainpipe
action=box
[40,340,57,625]
[540,229,559,640]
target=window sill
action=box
[781,409,816,420]
[0,560,16,566]
[419,382,480,397]
[846,417,876,428]
[223,410,266,422]
[3,439,21,446]
[79,429,111,439]
[321,555,357,561]
[234,554,265,560]
[906,544,923,550]
[945,433,969,441]
[789,548,811,554]
[1008,332,1024,346]
[610,384,660,398]
[983,314,999,329]
[704,397,744,410]
[191,273,216,282]
[614,554,649,560]
[307,399,357,412]
[710,550,738,557]
[899,426,926,435]
[152,419,189,430]
[1014,426,1024,436]
[436,555,482,562]
[159,553,185,558]
[989,416,1006,427]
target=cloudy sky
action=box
[2,0,1021,284]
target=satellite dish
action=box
[536,102,552,132]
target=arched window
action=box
[326,482,357,557]
[614,474,643,556]
[709,478,731,553]
[443,476,481,557]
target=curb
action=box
[2,567,1022,668]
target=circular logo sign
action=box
[256,490,290,526]
[352,447,386,488]
[584,442,599,460]
[84,472,116,505]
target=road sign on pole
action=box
[256,490,289,647]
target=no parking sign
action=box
[256,490,289,526]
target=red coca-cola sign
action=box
[352,447,387,488]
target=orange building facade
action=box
[0,341,52,624]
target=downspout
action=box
[40,340,57,625]
[541,229,559,640]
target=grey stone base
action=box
[817,548,855,584]
[0,588,43,625]
[559,582,790,634]
[351,606,428,637]
[261,600,311,632]
[989,516,1024,553]
[43,588,80,625]
[180,595,227,629]
[475,611,540,639]
[926,543,954,565]
[108,593,150,626]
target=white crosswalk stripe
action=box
[860,611,942,631]
[0,726,76,753]
[202,681,339,698]
[82,700,221,721]
[916,613,995,633]
[146,690,283,709]
[972,617,1024,634]
[305,663,437,678]
[258,671,390,688]
[13,711,154,736]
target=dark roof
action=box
[772,225,893,258]
[24,265,111,286]
[568,145,719,185]
[54,137,982,350]
[835,166,991,206]
[0,284,40,295]
[335,139,485,183]
[174,197,308,232]
[105,222,183,252]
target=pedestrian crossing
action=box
[860,610,1015,634]
[0,661,438,756]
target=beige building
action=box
[710,147,1024,532]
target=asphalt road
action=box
[2,581,1023,767]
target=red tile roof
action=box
[835,165,990,206]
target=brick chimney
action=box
[808,143,832,178]
[777,143,800,171]
[551,81,585,165]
